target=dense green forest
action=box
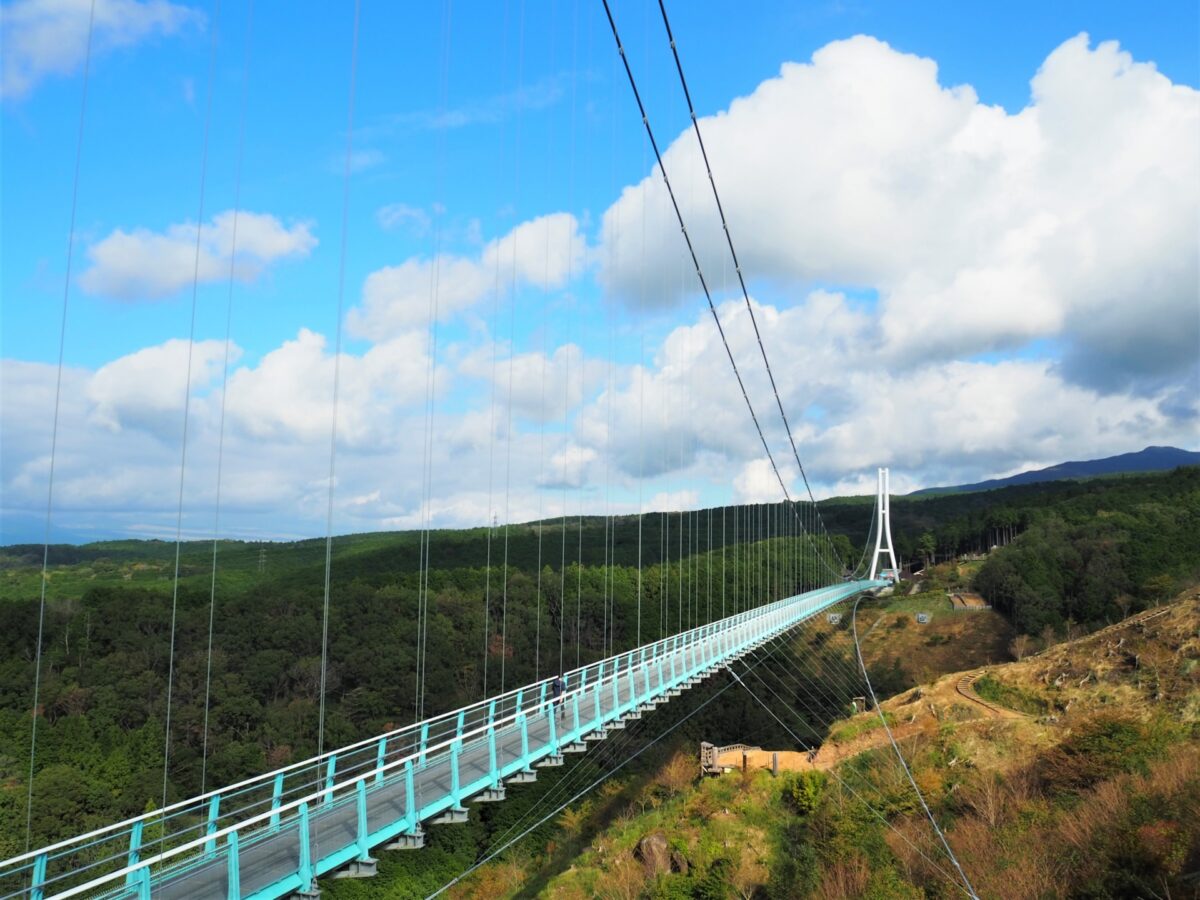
[0,466,1196,863]
[969,468,1200,632]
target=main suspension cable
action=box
[656,0,849,576]
[601,0,840,588]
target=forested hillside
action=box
[971,467,1200,632]
[0,519,827,856]
[0,467,1195,864]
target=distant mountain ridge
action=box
[910,445,1200,496]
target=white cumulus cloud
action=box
[349,212,586,340]
[599,34,1199,394]
[80,211,316,300]
[2,0,202,100]
[87,337,234,434]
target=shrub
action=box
[784,770,827,815]
[1038,713,1181,794]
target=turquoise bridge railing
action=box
[0,580,883,900]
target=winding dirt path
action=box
[955,670,1026,719]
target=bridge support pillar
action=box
[334,858,378,879]
[431,806,469,825]
[383,829,425,850]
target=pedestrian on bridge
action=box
[551,673,565,717]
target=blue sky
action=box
[2,0,1198,543]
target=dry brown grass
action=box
[449,858,526,900]
[655,750,696,796]
[592,853,645,900]
[813,854,871,900]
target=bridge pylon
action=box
[868,467,899,581]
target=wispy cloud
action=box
[333,148,385,175]
[376,202,432,236]
[367,72,570,136]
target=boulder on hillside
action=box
[670,848,689,875]
[636,831,670,876]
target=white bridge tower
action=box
[868,467,899,581]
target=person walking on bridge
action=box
[551,673,565,718]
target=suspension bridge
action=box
[0,0,989,896]
[1,576,897,900]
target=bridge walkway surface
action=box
[0,580,881,900]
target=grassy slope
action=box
[428,590,1199,899]
[318,589,1022,899]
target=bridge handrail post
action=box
[450,739,463,809]
[611,658,620,712]
[488,722,499,785]
[538,681,547,708]
[571,692,581,740]
[30,852,47,900]
[594,661,603,723]
[205,794,220,854]
[269,773,284,830]
[518,711,531,769]
[225,830,240,900]
[375,737,387,785]
[323,754,337,806]
[297,801,313,891]
[124,821,142,887]
[403,759,417,829]
[355,779,370,861]
[514,688,524,719]
[418,723,430,768]
[547,701,559,756]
